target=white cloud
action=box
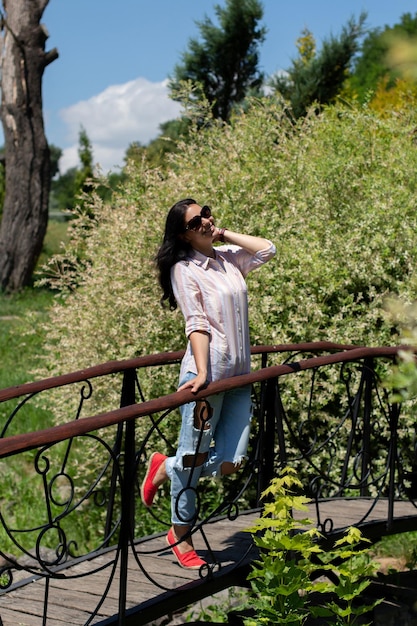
[58,145,78,174]
[59,77,182,173]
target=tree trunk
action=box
[0,0,58,292]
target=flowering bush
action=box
[29,96,417,543]
[37,98,417,404]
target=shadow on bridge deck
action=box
[0,510,257,626]
[1,500,417,626]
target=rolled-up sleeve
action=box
[219,241,276,277]
[171,262,211,338]
[255,241,276,263]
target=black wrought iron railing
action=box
[0,342,416,625]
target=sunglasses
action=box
[184,205,212,231]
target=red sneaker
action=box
[166,528,207,570]
[140,452,167,507]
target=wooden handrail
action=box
[0,341,414,626]
[0,342,359,403]
[0,344,405,460]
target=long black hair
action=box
[155,198,196,309]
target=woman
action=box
[141,198,275,569]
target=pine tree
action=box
[270,13,366,118]
[169,0,266,122]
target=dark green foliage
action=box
[169,0,266,121]
[49,127,126,214]
[124,118,192,170]
[50,127,99,215]
[349,12,417,101]
[74,126,95,195]
[269,13,367,118]
[50,166,78,213]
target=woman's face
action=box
[183,204,215,248]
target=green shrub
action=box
[26,96,417,545]
[36,98,417,392]
[245,467,381,625]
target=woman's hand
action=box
[212,226,226,243]
[177,372,208,394]
[213,228,272,254]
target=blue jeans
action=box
[165,373,252,526]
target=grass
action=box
[0,217,161,556]
[373,531,417,569]
[0,218,69,392]
[0,288,55,389]
[0,220,75,555]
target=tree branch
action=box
[44,47,59,67]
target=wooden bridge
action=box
[2,501,417,626]
[1,343,417,625]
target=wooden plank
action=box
[295,498,417,535]
[1,502,417,626]
[0,511,258,626]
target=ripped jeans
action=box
[165,372,252,526]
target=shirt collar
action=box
[189,248,218,269]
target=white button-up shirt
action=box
[171,242,276,382]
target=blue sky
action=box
[40,0,417,173]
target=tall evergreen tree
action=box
[169,0,266,122]
[74,126,94,194]
[270,14,366,118]
[50,128,95,214]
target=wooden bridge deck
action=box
[1,500,417,626]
